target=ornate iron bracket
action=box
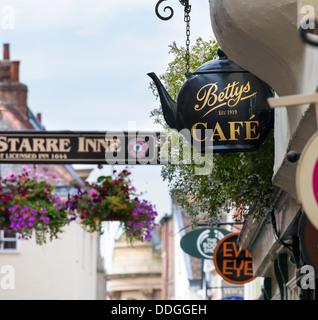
[155,0,190,21]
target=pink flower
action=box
[7,173,19,181]
[89,189,98,197]
[42,166,50,173]
[50,173,58,179]
[21,165,29,171]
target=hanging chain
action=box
[183,1,191,78]
[154,1,192,76]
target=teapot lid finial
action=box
[217,47,227,60]
[192,47,246,74]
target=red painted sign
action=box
[213,233,255,284]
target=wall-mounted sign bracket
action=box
[268,92,318,232]
[268,92,318,129]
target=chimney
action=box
[3,44,9,60]
[0,43,28,116]
[36,113,42,123]
[10,61,20,82]
[0,44,11,82]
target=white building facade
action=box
[0,43,105,300]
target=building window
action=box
[0,230,19,253]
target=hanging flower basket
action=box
[66,168,159,242]
[0,165,71,245]
[0,166,159,245]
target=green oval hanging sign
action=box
[180,228,231,259]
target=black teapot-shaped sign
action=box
[148,48,274,153]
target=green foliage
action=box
[149,37,276,224]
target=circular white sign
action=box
[196,229,226,259]
[296,131,318,230]
[128,138,148,158]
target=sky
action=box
[0,0,216,265]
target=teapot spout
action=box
[147,72,178,130]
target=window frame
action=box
[0,230,20,253]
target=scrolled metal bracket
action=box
[155,0,173,21]
[155,0,190,21]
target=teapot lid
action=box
[192,48,248,74]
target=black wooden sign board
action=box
[0,131,162,165]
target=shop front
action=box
[209,0,318,299]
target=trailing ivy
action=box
[149,37,276,224]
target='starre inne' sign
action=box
[0,131,161,164]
